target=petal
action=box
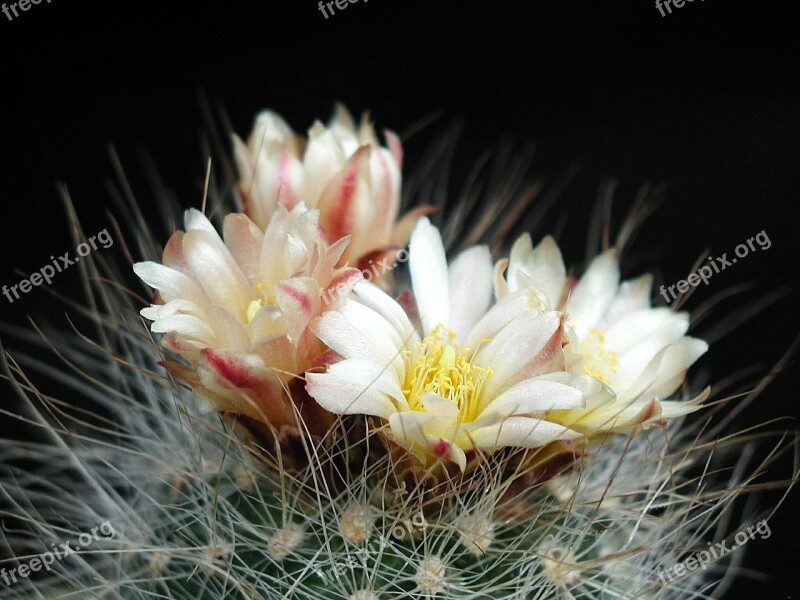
[329,103,359,151]
[657,387,709,421]
[604,308,687,354]
[276,277,319,343]
[478,374,588,420]
[493,258,510,298]
[469,417,582,449]
[448,245,493,344]
[555,397,661,433]
[321,266,362,307]
[418,393,459,419]
[133,261,208,307]
[317,145,373,248]
[207,305,251,350]
[184,208,221,239]
[162,231,193,277]
[150,314,216,345]
[306,358,406,419]
[387,412,467,470]
[182,230,253,321]
[602,274,654,326]
[388,411,438,447]
[384,129,403,169]
[365,146,402,249]
[223,213,264,283]
[259,204,291,281]
[618,337,708,402]
[610,315,693,391]
[198,347,295,425]
[311,304,406,379]
[339,295,410,353]
[303,122,347,208]
[465,290,543,352]
[140,299,198,321]
[409,217,450,335]
[247,110,296,152]
[509,234,567,307]
[566,249,620,336]
[475,311,564,401]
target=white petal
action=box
[510,234,567,307]
[306,358,406,418]
[475,311,562,400]
[469,417,581,449]
[610,316,693,391]
[409,217,450,334]
[248,110,295,152]
[658,399,703,420]
[184,208,221,239]
[618,337,708,402]
[150,314,215,345]
[602,274,653,326]
[493,258,510,298]
[465,291,539,353]
[448,245,493,344]
[182,230,252,320]
[140,299,205,321]
[604,308,686,354]
[562,397,660,433]
[303,123,346,208]
[388,411,438,449]
[312,307,406,379]
[479,375,588,420]
[339,298,410,357]
[567,249,620,336]
[388,412,468,470]
[352,281,418,342]
[133,261,207,306]
[208,305,251,350]
[418,393,459,419]
[365,146,402,248]
[275,277,319,343]
[222,213,264,283]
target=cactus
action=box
[0,106,794,600]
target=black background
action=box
[1,1,798,597]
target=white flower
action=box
[305,219,608,470]
[233,104,430,267]
[133,203,361,428]
[496,234,708,433]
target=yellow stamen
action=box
[246,282,272,323]
[403,325,492,423]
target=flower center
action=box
[246,283,273,323]
[579,327,619,386]
[403,325,492,423]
